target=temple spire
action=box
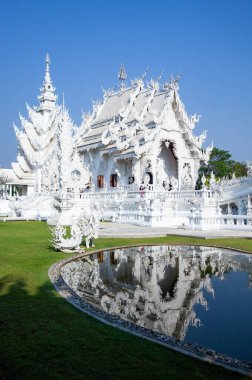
[118,63,127,89]
[38,53,57,111]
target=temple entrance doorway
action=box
[157,141,178,186]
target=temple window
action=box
[110,251,117,265]
[147,123,155,129]
[110,173,118,187]
[146,172,153,184]
[97,175,104,188]
[128,176,135,185]
[71,170,81,181]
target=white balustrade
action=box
[25,187,251,230]
[189,213,252,231]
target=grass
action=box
[0,221,251,380]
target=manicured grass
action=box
[0,221,251,380]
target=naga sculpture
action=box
[50,206,100,253]
[50,223,83,253]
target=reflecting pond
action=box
[61,245,252,362]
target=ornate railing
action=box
[189,213,252,230]
[75,188,216,201]
[220,214,252,228]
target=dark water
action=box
[61,245,252,362]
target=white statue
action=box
[181,163,193,190]
[209,172,216,190]
[50,205,100,252]
[170,176,178,191]
[201,173,207,189]
[50,222,84,252]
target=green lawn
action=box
[0,221,251,380]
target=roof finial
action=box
[118,63,127,89]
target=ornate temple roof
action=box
[77,71,210,161]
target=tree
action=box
[0,168,13,198]
[232,161,248,177]
[196,147,248,189]
[0,170,12,186]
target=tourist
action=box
[139,182,145,198]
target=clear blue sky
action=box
[0,0,251,168]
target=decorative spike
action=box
[142,66,149,80]
[62,92,65,112]
[157,69,164,82]
[118,64,127,89]
[175,73,180,83]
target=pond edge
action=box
[48,244,252,377]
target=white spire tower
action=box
[14,54,59,193]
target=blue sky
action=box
[0,0,251,168]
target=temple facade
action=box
[77,65,211,193]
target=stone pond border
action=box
[48,244,252,377]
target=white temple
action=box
[1,56,252,230]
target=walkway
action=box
[99,222,252,239]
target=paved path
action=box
[99,222,252,239]
[1,218,252,239]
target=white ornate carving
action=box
[180,163,193,190]
[199,142,213,164]
[50,222,83,252]
[51,205,100,252]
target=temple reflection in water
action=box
[61,245,252,341]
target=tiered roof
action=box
[77,71,212,162]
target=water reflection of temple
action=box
[61,246,252,340]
